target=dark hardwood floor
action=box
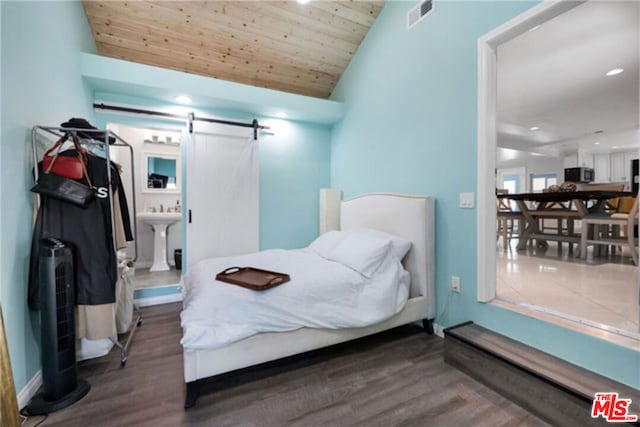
[27,303,548,426]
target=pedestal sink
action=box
[137,212,182,272]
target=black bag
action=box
[31,133,96,208]
[31,172,95,208]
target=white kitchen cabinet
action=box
[577,150,594,168]
[563,153,578,169]
[593,153,610,182]
[610,152,627,182]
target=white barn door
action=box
[185,121,258,268]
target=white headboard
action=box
[340,193,436,319]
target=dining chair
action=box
[538,200,576,254]
[580,196,639,265]
[496,189,522,251]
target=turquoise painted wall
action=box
[258,119,331,250]
[0,1,97,392]
[330,1,639,389]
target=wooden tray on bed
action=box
[215,267,290,291]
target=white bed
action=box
[182,193,436,408]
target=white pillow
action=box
[326,233,391,278]
[309,230,345,258]
[350,229,412,260]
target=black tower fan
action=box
[27,238,90,415]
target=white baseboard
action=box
[433,322,445,338]
[17,370,42,410]
[134,292,182,307]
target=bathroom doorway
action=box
[108,123,184,290]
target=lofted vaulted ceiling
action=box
[82,1,384,99]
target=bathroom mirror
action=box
[143,153,180,193]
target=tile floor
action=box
[133,267,181,289]
[497,241,639,335]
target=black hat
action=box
[61,118,115,144]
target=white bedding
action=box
[180,247,410,350]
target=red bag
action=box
[42,133,88,180]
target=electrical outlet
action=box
[451,276,461,293]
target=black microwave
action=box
[564,167,594,183]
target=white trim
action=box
[17,370,42,410]
[433,322,445,338]
[477,34,498,302]
[491,299,640,352]
[499,299,640,342]
[477,0,584,303]
[134,292,182,307]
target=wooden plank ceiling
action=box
[83,1,384,99]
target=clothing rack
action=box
[31,125,142,367]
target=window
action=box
[503,177,518,194]
[531,173,557,193]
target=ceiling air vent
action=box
[407,0,434,30]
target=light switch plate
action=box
[459,192,474,209]
[451,276,461,293]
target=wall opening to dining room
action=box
[478,0,640,343]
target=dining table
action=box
[497,190,634,251]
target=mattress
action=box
[180,247,410,350]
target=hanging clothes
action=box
[28,149,133,310]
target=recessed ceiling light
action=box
[605,68,624,77]
[594,142,600,145]
[296,0,310,4]
[175,95,192,104]
[529,126,540,131]
[275,111,288,118]
[612,146,619,149]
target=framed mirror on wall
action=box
[142,153,181,194]
[478,0,640,344]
